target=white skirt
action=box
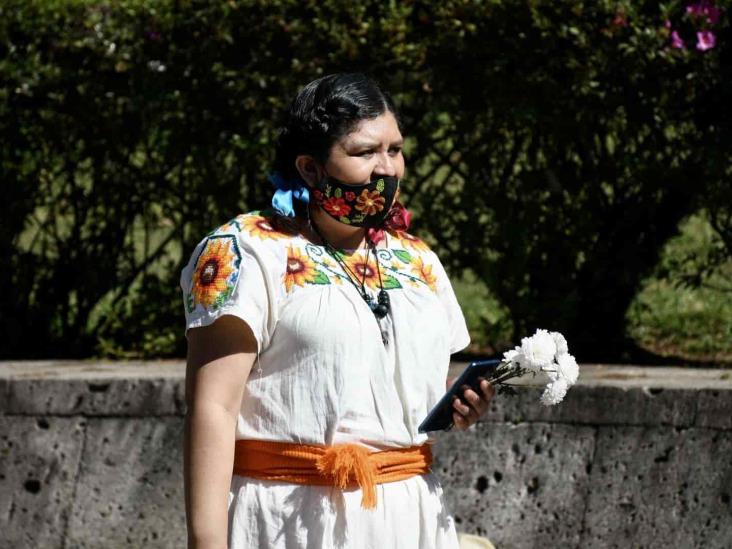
[228,472,461,549]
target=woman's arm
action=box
[184,315,258,549]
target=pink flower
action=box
[664,19,672,29]
[367,201,412,245]
[384,201,412,232]
[612,13,627,27]
[671,30,686,49]
[696,30,717,50]
[686,1,721,25]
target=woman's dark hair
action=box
[273,73,399,180]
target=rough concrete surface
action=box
[1,360,731,548]
[66,418,185,548]
[0,361,185,416]
[433,422,595,548]
[582,426,732,548]
[0,416,85,548]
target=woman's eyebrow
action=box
[346,140,380,149]
[347,138,404,149]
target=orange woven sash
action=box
[233,440,433,509]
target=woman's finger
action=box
[452,396,472,416]
[462,388,487,414]
[453,411,468,431]
[479,378,496,400]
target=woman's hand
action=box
[449,378,496,431]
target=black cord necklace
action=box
[309,220,391,320]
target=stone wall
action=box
[1,361,730,548]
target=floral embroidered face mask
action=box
[312,174,400,228]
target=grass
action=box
[626,213,732,365]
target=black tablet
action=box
[418,359,501,433]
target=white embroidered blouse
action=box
[181,211,470,549]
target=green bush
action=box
[627,213,732,363]
[2,0,730,360]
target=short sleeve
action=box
[431,254,471,354]
[180,230,278,352]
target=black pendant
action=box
[364,292,389,319]
[369,290,390,319]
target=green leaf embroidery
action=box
[375,179,385,192]
[352,214,365,223]
[393,249,412,263]
[186,293,195,313]
[381,275,402,290]
[334,187,342,198]
[339,216,351,224]
[213,284,234,310]
[311,270,331,285]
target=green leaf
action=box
[375,179,385,192]
[381,275,402,289]
[394,250,412,263]
[334,187,342,198]
[339,216,351,224]
[311,270,330,284]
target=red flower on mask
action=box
[322,196,351,216]
[344,191,356,202]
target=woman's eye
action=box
[356,150,375,157]
[389,147,403,156]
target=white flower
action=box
[556,353,579,385]
[520,329,557,372]
[550,331,569,355]
[541,377,569,406]
[502,347,524,367]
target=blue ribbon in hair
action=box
[268,173,310,217]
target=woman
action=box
[181,73,495,549]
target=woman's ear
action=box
[295,155,323,187]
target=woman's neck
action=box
[308,205,367,250]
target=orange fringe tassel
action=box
[233,440,432,509]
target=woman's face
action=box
[323,111,405,184]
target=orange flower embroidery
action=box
[355,189,385,216]
[243,215,288,241]
[284,245,319,292]
[394,231,430,252]
[191,236,240,309]
[410,256,438,292]
[218,215,244,233]
[343,252,381,290]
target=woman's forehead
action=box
[341,112,403,146]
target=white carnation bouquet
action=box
[489,329,579,406]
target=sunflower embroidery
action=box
[393,230,430,252]
[243,214,289,241]
[342,252,381,290]
[355,189,385,216]
[284,245,329,292]
[342,251,402,290]
[190,235,241,310]
[409,256,438,292]
[217,216,244,234]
